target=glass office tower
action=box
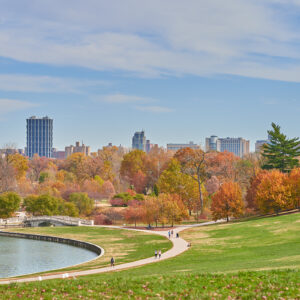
[132,131,146,151]
[26,116,53,158]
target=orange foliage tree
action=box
[120,150,146,187]
[211,181,244,222]
[245,170,268,211]
[124,202,144,227]
[256,170,293,214]
[289,168,300,209]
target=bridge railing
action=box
[24,216,94,226]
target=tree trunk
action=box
[197,176,203,217]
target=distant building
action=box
[52,149,66,159]
[167,141,200,151]
[146,140,154,153]
[205,135,219,152]
[206,135,249,157]
[255,139,269,152]
[0,148,24,156]
[26,116,53,158]
[65,141,91,158]
[132,131,146,151]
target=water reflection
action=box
[0,236,98,278]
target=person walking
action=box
[110,257,115,267]
[171,229,174,237]
[168,231,171,239]
[155,250,158,259]
[158,250,162,259]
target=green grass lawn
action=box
[1,213,299,299]
[2,226,172,276]
[124,212,300,277]
[1,269,299,299]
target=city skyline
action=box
[1,1,300,151]
[0,115,289,153]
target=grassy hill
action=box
[1,213,299,299]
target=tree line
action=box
[0,123,300,225]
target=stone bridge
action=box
[23,216,94,227]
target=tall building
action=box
[26,116,53,158]
[132,131,146,151]
[255,139,270,152]
[167,141,200,151]
[205,135,219,151]
[65,141,91,158]
[206,135,250,157]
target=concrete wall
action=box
[0,231,102,256]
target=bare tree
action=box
[0,157,16,192]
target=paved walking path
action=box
[0,221,221,285]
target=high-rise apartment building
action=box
[26,116,53,158]
[65,141,91,158]
[167,141,200,151]
[206,135,250,157]
[255,140,269,152]
[132,131,146,151]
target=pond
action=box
[0,236,98,278]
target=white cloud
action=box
[0,74,109,93]
[96,93,154,103]
[0,99,37,115]
[134,105,174,113]
[1,1,300,81]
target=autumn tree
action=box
[0,192,21,218]
[124,202,144,227]
[7,153,29,180]
[100,181,115,200]
[159,193,188,226]
[0,157,16,192]
[211,181,244,222]
[120,150,146,186]
[63,153,87,181]
[256,170,293,214]
[158,159,198,215]
[142,196,160,227]
[205,175,220,195]
[262,123,300,173]
[29,155,49,181]
[206,151,238,183]
[144,147,172,190]
[245,170,268,211]
[288,168,300,209]
[174,148,208,218]
[131,170,147,193]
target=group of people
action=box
[168,230,179,239]
[154,250,162,259]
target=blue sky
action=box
[1,0,300,151]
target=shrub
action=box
[94,213,112,225]
[110,198,126,207]
[134,193,144,201]
[69,192,94,216]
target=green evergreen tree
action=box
[262,123,300,173]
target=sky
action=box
[1,0,300,151]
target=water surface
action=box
[0,236,98,278]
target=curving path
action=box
[0,221,222,285]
